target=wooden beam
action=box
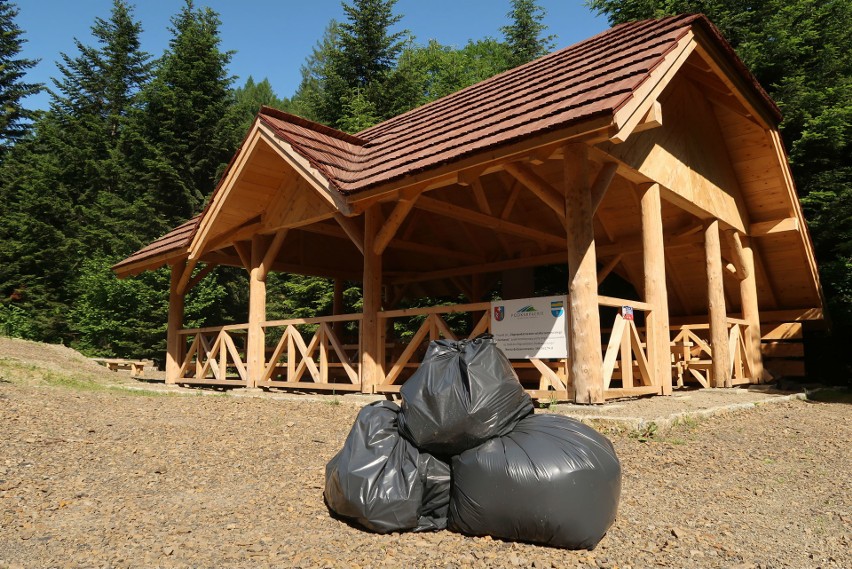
[705,220,730,388]
[564,143,603,404]
[470,178,492,215]
[166,261,187,385]
[372,192,420,255]
[640,183,672,394]
[197,216,262,257]
[361,205,384,393]
[259,229,288,281]
[233,241,251,273]
[590,162,619,215]
[732,232,766,382]
[391,251,567,285]
[749,217,799,236]
[500,180,522,220]
[334,213,365,255]
[183,262,217,295]
[415,195,565,248]
[203,251,361,281]
[175,258,199,297]
[503,161,565,218]
[247,234,268,388]
[597,254,622,286]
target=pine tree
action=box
[295,0,408,130]
[501,0,556,67]
[0,0,41,154]
[232,76,289,132]
[124,0,238,228]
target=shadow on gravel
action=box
[805,387,852,404]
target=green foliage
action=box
[502,0,556,67]
[292,0,408,131]
[0,0,42,152]
[69,257,228,359]
[232,76,290,132]
[123,0,239,228]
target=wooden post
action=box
[361,205,383,393]
[333,278,345,338]
[704,220,730,387]
[564,143,604,404]
[247,234,268,388]
[165,261,187,384]
[639,183,672,395]
[731,231,765,382]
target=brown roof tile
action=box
[117,14,780,273]
[258,14,768,195]
[112,216,200,274]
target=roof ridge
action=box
[258,106,369,146]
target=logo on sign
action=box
[494,305,505,322]
[622,306,634,321]
[550,300,564,317]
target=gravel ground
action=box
[1,338,850,569]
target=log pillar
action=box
[639,183,672,395]
[733,232,765,382]
[704,220,730,387]
[564,143,604,404]
[361,206,383,393]
[165,261,187,384]
[246,234,268,388]
[332,278,345,338]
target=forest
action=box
[0,0,849,378]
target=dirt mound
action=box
[0,337,131,384]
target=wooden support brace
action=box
[334,213,365,255]
[597,254,623,286]
[590,162,619,215]
[503,161,565,218]
[259,229,288,281]
[183,263,217,295]
[373,193,420,255]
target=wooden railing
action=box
[375,302,491,393]
[258,313,362,392]
[671,318,754,387]
[599,296,658,397]
[177,324,250,385]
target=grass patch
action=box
[0,357,177,398]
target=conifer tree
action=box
[0,0,41,154]
[501,0,556,67]
[125,0,238,228]
[295,0,407,130]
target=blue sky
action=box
[17,1,607,111]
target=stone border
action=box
[554,392,809,433]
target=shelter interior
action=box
[114,15,824,404]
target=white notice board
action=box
[490,295,568,359]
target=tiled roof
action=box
[258,13,776,195]
[116,14,780,274]
[112,216,200,274]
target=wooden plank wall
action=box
[760,321,806,378]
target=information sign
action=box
[490,295,568,359]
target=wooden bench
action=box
[92,358,147,377]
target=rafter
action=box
[414,195,565,249]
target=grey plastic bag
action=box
[398,334,533,456]
[324,401,450,533]
[449,414,621,549]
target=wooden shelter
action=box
[114,15,824,404]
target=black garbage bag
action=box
[324,401,450,533]
[448,414,621,549]
[398,334,533,456]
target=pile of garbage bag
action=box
[324,334,621,549]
